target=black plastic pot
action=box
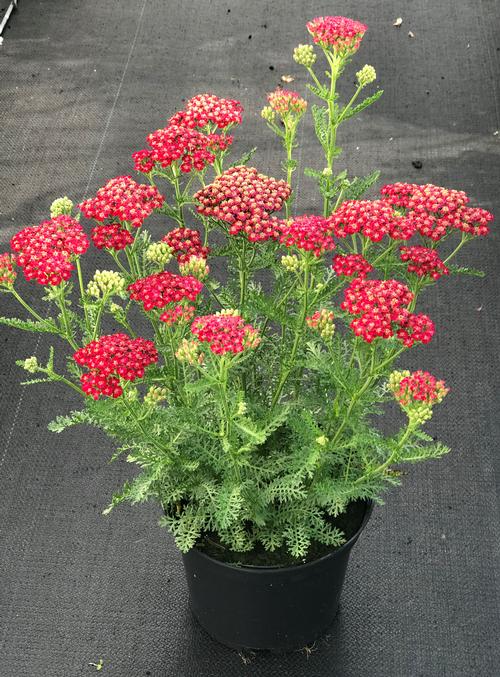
[181,501,373,652]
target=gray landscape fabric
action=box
[0,1,499,675]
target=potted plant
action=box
[0,16,491,652]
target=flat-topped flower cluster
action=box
[1,16,492,559]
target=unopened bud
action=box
[356,64,376,88]
[50,196,74,217]
[179,255,209,281]
[293,44,316,68]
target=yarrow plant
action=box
[1,18,492,561]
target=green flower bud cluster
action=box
[145,242,173,267]
[176,339,202,365]
[179,256,209,281]
[260,106,276,123]
[87,270,126,299]
[356,64,376,88]
[315,435,328,447]
[144,386,168,407]
[22,356,39,373]
[281,254,302,272]
[236,401,247,416]
[293,44,316,68]
[50,196,74,217]
[125,387,138,402]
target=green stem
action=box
[270,260,310,409]
[11,289,53,326]
[355,421,415,484]
[443,233,468,265]
[55,288,79,350]
[75,258,90,333]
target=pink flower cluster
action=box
[194,166,291,242]
[394,370,449,407]
[306,16,367,54]
[74,333,158,400]
[169,93,243,130]
[128,271,203,311]
[133,95,241,175]
[162,228,209,264]
[332,253,372,278]
[341,278,434,346]
[79,176,164,229]
[191,313,260,355]
[91,223,134,251]
[267,88,307,115]
[381,183,493,240]
[159,304,195,325]
[144,124,229,174]
[11,215,89,286]
[328,200,415,242]
[400,246,449,280]
[279,215,336,256]
[0,253,17,286]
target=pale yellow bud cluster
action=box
[125,387,138,402]
[176,339,203,365]
[306,309,335,340]
[236,401,247,416]
[87,270,125,298]
[322,167,333,176]
[50,196,74,217]
[179,255,209,281]
[22,356,39,373]
[293,43,316,67]
[281,254,302,272]
[260,106,276,123]
[356,64,376,88]
[144,386,168,407]
[145,242,173,267]
[316,435,328,447]
[216,308,240,317]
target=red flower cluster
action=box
[162,228,209,264]
[279,215,336,256]
[74,333,158,400]
[306,16,367,54]
[400,246,449,280]
[191,313,260,355]
[144,124,227,174]
[394,370,449,406]
[0,253,17,286]
[91,223,134,251]
[332,253,372,278]
[379,183,491,241]
[440,206,493,237]
[169,94,243,130]
[341,278,434,345]
[194,166,291,242]
[79,176,164,228]
[132,149,155,174]
[128,271,203,311]
[11,215,89,286]
[267,88,307,115]
[328,200,415,242]
[159,304,195,325]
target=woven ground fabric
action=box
[0,1,499,675]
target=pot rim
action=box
[186,499,374,573]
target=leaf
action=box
[311,104,330,151]
[306,83,330,101]
[340,90,384,122]
[231,146,257,167]
[48,410,93,432]
[304,167,323,179]
[448,265,485,278]
[342,170,381,201]
[281,159,298,172]
[0,316,59,333]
